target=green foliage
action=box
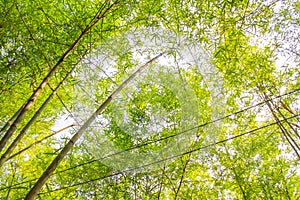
[0,0,299,199]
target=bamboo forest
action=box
[0,0,300,199]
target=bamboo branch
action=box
[276,107,300,140]
[174,155,190,200]
[7,124,74,162]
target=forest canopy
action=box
[0,0,299,199]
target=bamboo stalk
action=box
[25,52,165,200]
[0,0,116,152]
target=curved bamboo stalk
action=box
[25,52,165,200]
